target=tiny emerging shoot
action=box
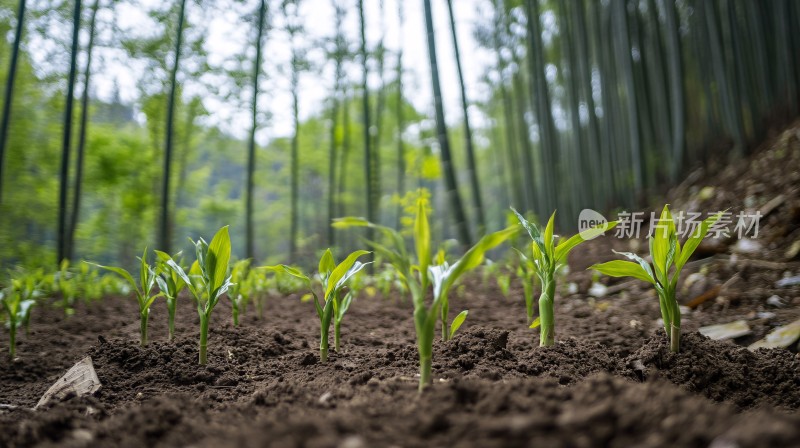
[590,205,722,353]
[227,259,252,326]
[160,226,233,364]
[154,250,187,342]
[513,208,617,347]
[265,249,370,362]
[90,249,161,347]
[54,260,78,316]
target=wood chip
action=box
[35,356,101,410]
[748,319,800,351]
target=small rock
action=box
[588,282,608,298]
[318,391,332,405]
[756,312,776,319]
[775,276,800,288]
[339,435,367,448]
[733,238,762,254]
[767,295,785,307]
[566,282,578,295]
[70,429,94,444]
[785,240,800,260]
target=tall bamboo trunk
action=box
[358,0,375,240]
[446,0,485,235]
[245,0,266,260]
[0,0,26,205]
[57,0,82,265]
[422,0,471,246]
[159,0,187,254]
[66,0,100,262]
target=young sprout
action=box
[248,269,270,320]
[54,260,78,316]
[266,249,370,362]
[512,208,617,347]
[590,205,722,353]
[1,278,36,359]
[335,197,516,391]
[90,249,161,346]
[513,249,537,325]
[154,250,187,342]
[160,226,232,364]
[227,259,252,326]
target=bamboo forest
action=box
[1,0,800,446]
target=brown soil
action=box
[1,125,800,447]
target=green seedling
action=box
[590,205,721,353]
[266,249,370,362]
[160,226,232,364]
[513,208,617,347]
[335,197,516,391]
[248,269,270,320]
[514,248,537,325]
[154,250,187,341]
[1,278,37,359]
[227,259,252,326]
[54,260,78,316]
[90,249,161,346]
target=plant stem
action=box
[670,296,681,353]
[539,278,556,347]
[167,297,176,342]
[320,323,329,362]
[199,312,209,365]
[232,302,239,327]
[670,324,681,353]
[140,308,149,347]
[9,322,16,359]
[419,355,431,392]
[334,320,341,352]
[256,297,264,320]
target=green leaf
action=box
[139,248,149,295]
[319,249,335,278]
[337,260,371,290]
[206,226,231,291]
[511,207,544,251]
[331,217,371,228]
[590,260,656,284]
[415,198,430,275]
[529,316,541,329]
[449,310,469,338]
[262,265,312,285]
[326,250,370,299]
[339,291,354,320]
[651,205,673,282]
[675,211,724,272]
[443,226,517,292]
[544,211,556,258]
[612,250,656,283]
[88,263,137,293]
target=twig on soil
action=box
[686,274,741,309]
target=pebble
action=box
[767,295,785,307]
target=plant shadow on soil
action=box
[2,123,800,447]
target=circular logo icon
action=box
[578,209,609,240]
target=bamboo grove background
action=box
[0,0,797,268]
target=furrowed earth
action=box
[1,123,800,447]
